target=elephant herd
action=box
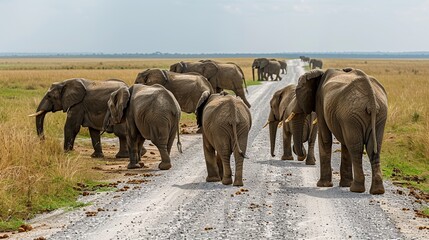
[300,55,323,69]
[30,59,388,194]
[252,58,287,81]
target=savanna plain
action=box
[0,57,428,232]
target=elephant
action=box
[309,59,323,69]
[278,59,288,74]
[252,58,281,81]
[287,68,388,194]
[267,84,317,165]
[300,56,310,62]
[30,78,129,158]
[170,61,251,108]
[103,84,182,170]
[196,92,252,186]
[134,68,213,127]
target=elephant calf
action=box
[267,84,317,165]
[289,68,388,194]
[104,84,182,170]
[197,92,252,186]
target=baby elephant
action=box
[104,84,182,170]
[197,93,252,186]
[267,84,318,165]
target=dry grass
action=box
[0,57,262,230]
[323,59,429,191]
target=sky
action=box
[0,0,428,53]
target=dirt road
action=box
[16,60,428,239]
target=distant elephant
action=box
[287,68,388,194]
[300,56,310,62]
[309,59,323,69]
[30,78,128,158]
[278,60,288,74]
[252,58,281,81]
[104,84,182,170]
[197,92,252,186]
[170,61,251,108]
[135,69,213,127]
[267,84,317,165]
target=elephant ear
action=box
[195,91,211,128]
[61,79,87,112]
[260,59,269,68]
[135,69,151,84]
[170,63,180,72]
[202,62,218,79]
[296,69,325,114]
[108,86,130,124]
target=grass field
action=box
[0,57,427,231]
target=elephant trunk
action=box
[291,114,306,157]
[269,121,280,157]
[34,95,52,140]
[252,67,255,81]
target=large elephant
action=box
[252,58,281,81]
[267,84,317,165]
[103,84,181,170]
[170,61,251,108]
[197,92,252,186]
[278,59,288,74]
[30,78,128,158]
[288,68,388,194]
[309,59,323,69]
[135,69,213,127]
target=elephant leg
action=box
[89,127,104,158]
[63,114,82,152]
[203,137,221,182]
[233,151,244,186]
[339,144,353,187]
[114,124,129,158]
[281,128,293,160]
[220,153,233,185]
[216,154,223,180]
[127,134,143,169]
[370,162,385,195]
[305,124,317,165]
[156,143,171,170]
[349,151,365,193]
[138,138,147,157]
[316,129,333,187]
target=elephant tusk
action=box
[262,121,269,128]
[285,112,296,123]
[28,110,44,117]
[312,118,318,125]
[278,121,283,128]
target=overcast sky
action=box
[1,0,428,53]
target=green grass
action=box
[0,218,25,232]
[245,80,262,87]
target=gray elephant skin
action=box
[104,84,182,170]
[135,68,213,127]
[267,84,317,165]
[252,58,281,81]
[278,59,288,74]
[309,59,323,69]
[170,61,251,108]
[289,68,388,194]
[30,78,128,158]
[197,93,252,186]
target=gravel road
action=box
[15,60,428,239]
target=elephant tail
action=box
[229,99,247,158]
[176,117,182,153]
[362,74,380,155]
